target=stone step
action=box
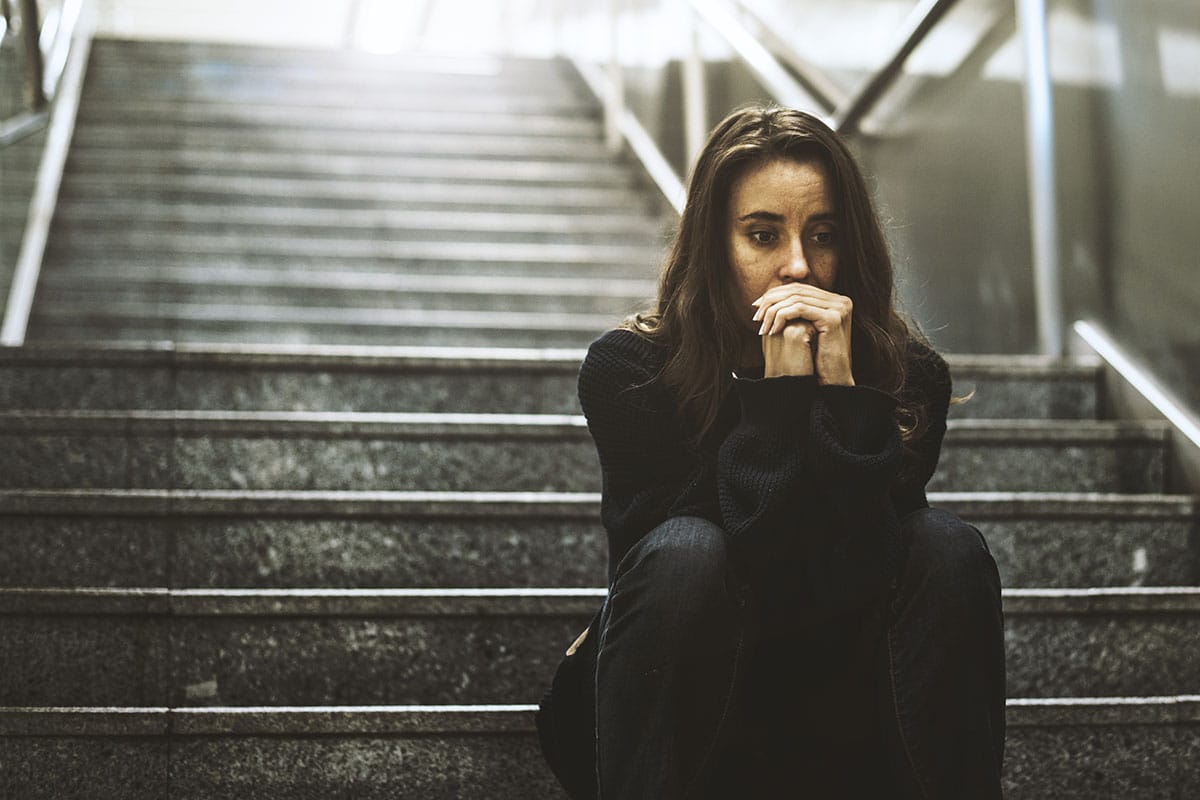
[38,202,662,236]
[74,101,603,138]
[0,705,565,799]
[1,587,1197,705]
[54,174,653,214]
[40,209,666,246]
[26,303,616,348]
[0,344,1100,418]
[87,57,585,94]
[3,699,1197,799]
[0,411,1168,492]
[88,37,576,77]
[79,84,595,115]
[36,269,654,316]
[42,233,662,270]
[62,149,632,184]
[67,126,616,161]
[80,99,595,127]
[0,490,1193,590]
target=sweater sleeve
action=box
[718,374,905,618]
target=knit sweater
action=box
[578,327,951,627]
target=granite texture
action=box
[0,737,169,800]
[932,442,1164,493]
[1,613,587,706]
[172,369,583,414]
[168,734,566,799]
[168,516,608,588]
[0,424,1166,492]
[165,615,584,705]
[1004,724,1188,799]
[170,436,601,491]
[0,617,168,705]
[9,596,1199,705]
[1005,613,1200,697]
[949,376,1097,420]
[4,508,1192,589]
[0,516,170,587]
[0,365,175,411]
[0,354,1101,417]
[28,316,613,350]
[978,516,1200,588]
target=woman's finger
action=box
[754,283,845,309]
[759,295,831,334]
[766,300,845,335]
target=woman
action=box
[537,105,1006,799]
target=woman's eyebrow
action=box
[736,211,784,222]
[736,210,837,223]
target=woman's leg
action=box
[594,516,754,800]
[880,507,1006,799]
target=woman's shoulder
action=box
[582,327,669,383]
[579,328,673,415]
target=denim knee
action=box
[899,507,1001,603]
[609,516,732,631]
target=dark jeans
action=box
[592,510,1006,799]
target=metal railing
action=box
[1,0,90,346]
[568,0,1063,357]
[1,0,83,146]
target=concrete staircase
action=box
[1,38,1198,799]
[21,38,665,347]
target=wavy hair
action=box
[625,104,928,442]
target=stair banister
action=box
[0,0,90,347]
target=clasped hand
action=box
[752,284,854,385]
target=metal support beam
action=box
[1016,0,1064,357]
[835,0,960,134]
[18,0,46,109]
[682,9,707,176]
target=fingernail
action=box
[757,323,766,335]
[752,309,763,322]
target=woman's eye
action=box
[749,230,776,245]
[812,230,836,246]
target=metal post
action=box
[19,0,46,109]
[604,0,624,153]
[1016,0,1063,357]
[682,6,707,175]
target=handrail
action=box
[0,0,90,346]
[1,0,82,145]
[1073,321,1200,494]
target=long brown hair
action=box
[625,104,927,442]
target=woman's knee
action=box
[900,508,1001,600]
[611,516,732,610]
[619,515,729,585]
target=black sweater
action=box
[578,327,951,627]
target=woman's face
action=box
[726,157,840,329]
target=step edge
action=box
[3,698,1199,735]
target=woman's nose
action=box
[780,239,809,281]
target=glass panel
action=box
[849,0,1036,354]
[1051,0,1200,408]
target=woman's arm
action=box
[718,340,950,621]
[578,330,719,584]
